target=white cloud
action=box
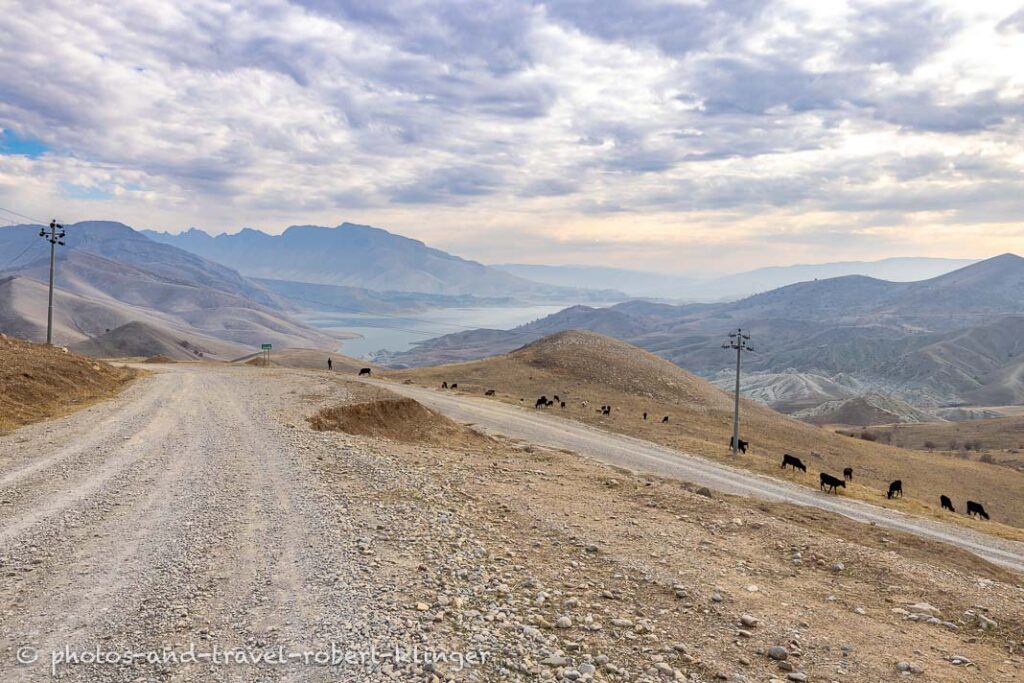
[0,0,1022,270]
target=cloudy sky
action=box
[1,0,1022,272]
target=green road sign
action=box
[261,343,272,350]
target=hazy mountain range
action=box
[496,257,976,300]
[144,224,621,301]
[3,218,1021,417]
[386,254,1024,410]
[0,221,337,357]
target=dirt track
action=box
[372,380,1024,572]
[0,364,444,682]
[3,364,1024,683]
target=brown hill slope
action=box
[0,276,248,358]
[230,347,372,373]
[794,393,939,426]
[0,334,135,433]
[70,321,211,360]
[390,330,1024,533]
[865,415,1024,453]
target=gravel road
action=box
[373,380,1024,573]
[0,365,469,682]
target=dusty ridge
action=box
[0,334,135,433]
[310,395,488,446]
[794,393,939,426]
[391,330,1024,533]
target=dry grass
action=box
[863,417,1024,453]
[390,330,1024,537]
[0,334,136,433]
[308,402,1024,682]
[309,395,490,447]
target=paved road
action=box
[373,380,1024,573]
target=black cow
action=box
[560,401,566,409]
[843,467,853,481]
[358,367,372,376]
[535,396,550,408]
[553,395,560,403]
[730,437,749,454]
[887,480,903,499]
[966,501,989,520]
[661,416,669,423]
[820,472,846,494]
[450,383,458,389]
[781,454,807,472]
[441,381,448,389]
[643,412,648,421]
[601,405,612,415]
[484,389,495,396]
[940,495,955,512]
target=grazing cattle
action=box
[966,501,989,520]
[661,416,669,423]
[820,472,846,494]
[643,412,648,421]
[781,454,807,472]
[729,437,749,454]
[535,396,549,408]
[553,395,560,403]
[887,480,903,499]
[940,495,955,512]
[441,381,448,389]
[358,367,372,376]
[843,467,853,481]
[601,405,612,415]
[484,389,495,396]
[450,383,458,389]
[581,401,589,408]
[560,401,566,409]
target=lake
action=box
[299,304,572,358]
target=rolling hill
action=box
[388,330,1024,529]
[0,222,338,357]
[794,394,939,426]
[0,333,136,433]
[388,254,1024,410]
[495,257,974,300]
[144,223,622,301]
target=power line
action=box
[0,205,47,225]
[0,237,47,271]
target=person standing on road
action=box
[327,357,333,371]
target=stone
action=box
[768,646,788,661]
[906,602,941,617]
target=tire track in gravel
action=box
[0,371,174,489]
[0,365,408,682]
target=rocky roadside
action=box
[281,375,1024,683]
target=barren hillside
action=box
[0,334,135,432]
[390,330,1024,532]
[795,394,939,426]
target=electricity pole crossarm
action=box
[722,329,754,455]
[39,220,66,345]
